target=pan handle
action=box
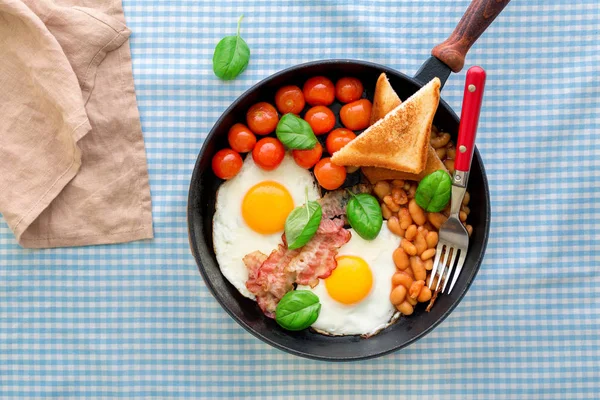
[432,0,511,73]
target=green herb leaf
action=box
[276,113,318,150]
[285,188,322,250]
[212,15,250,80]
[346,192,383,240]
[415,170,452,212]
[276,290,321,331]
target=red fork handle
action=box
[455,66,486,172]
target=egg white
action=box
[297,224,398,336]
[213,152,320,299]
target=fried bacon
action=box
[244,218,351,317]
[318,183,372,219]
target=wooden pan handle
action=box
[432,0,511,73]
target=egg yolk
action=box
[242,181,294,234]
[325,256,373,305]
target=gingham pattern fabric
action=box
[1,0,599,398]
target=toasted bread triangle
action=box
[331,77,441,174]
[369,73,402,125]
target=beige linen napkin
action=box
[0,0,153,248]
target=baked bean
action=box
[417,286,432,302]
[392,187,408,205]
[399,208,413,230]
[393,247,410,270]
[431,125,439,135]
[414,232,427,255]
[462,206,471,216]
[447,146,456,160]
[428,213,447,229]
[431,133,451,149]
[401,239,417,256]
[421,248,436,261]
[435,147,447,160]
[425,231,439,248]
[408,199,427,225]
[462,192,470,206]
[424,258,434,271]
[407,183,417,198]
[405,225,417,241]
[417,226,429,239]
[383,195,400,212]
[423,222,435,232]
[459,211,467,222]
[403,265,415,279]
[396,301,414,315]
[410,256,427,281]
[387,216,403,237]
[406,294,418,306]
[403,182,411,191]
[373,181,391,199]
[389,285,407,305]
[392,271,414,289]
[346,166,359,174]
[409,280,425,299]
[391,179,405,187]
[444,159,455,174]
[466,224,473,236]
[381,203,393,220]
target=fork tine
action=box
[447,249,467,294]
[441,247,459,293]
[430,243,448,292]
[428,243,444,288]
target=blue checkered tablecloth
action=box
[1,0,599,398]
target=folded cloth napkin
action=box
[0,0,153,248]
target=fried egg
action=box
[297,224,398,336]
[213,152,320,299]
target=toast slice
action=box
[331,77,441,174]
[369,73,402,125]
[362,145,446,183]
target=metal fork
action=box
[429,66,486,294]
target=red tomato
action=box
[227,123,257,153]
[252,137,285,171]
[326,128,356,155]
[246,102,279,135]
[275,85,305,115]
[340,99,372,131]
[304,106,336,135]
[292,142,323,169]
[303,76,335,106]
[212,148,243,179]
[335,77,364,103]
[314,157,347,190]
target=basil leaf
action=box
[276,113,318,150]
[285,192,322,250]
[415,170,452,212]
[347,193,383,240]
[212,15,250,80]
[276,290,321,331]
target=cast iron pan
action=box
[188,0,510,360]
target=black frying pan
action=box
[188,0,510,361]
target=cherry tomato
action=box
[314,157,347,190]
[326,128,356,155]
[304,106,336,135]
[212,148,243,179]
[303,76,335,106]
[335,77,364,103]
[252,137,285,171]
[275,85,305,115]
[227,123,257,153]
[340,99,372,131]
[292,142,323,169]
[246,102,279,135]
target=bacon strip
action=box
[318,184,372,219]
[287,218,352,287]
[244,218,351,317]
